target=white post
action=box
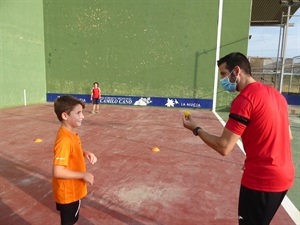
[275,12,284,87]
[212,0,223,112]
[24,89,27,106]
[279,5,291,93]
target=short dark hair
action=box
[93,82,99,86]
[217,52,251,75]
[54,95,85,121]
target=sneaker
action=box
[95,111,99,113]
[91,110,95,114]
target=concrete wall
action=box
[0,0,46,108]
[0,0,251,109]
[44,0,251,103]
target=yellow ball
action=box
[184,111,191,118]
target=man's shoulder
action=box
[242,81,275,96]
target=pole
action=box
[212,0,223,112]
[275,12,284,87]
[279,5,291,93]
[193,51,199,100]
[24,89,27,106]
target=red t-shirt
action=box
[225,82,294,192]
[92,88,101,98]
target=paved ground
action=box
[0,104,297,225]
[289,105,300,115]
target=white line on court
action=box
[213,111,300,225]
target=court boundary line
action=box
[213,111,300,225]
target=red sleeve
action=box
[225,95,251,136]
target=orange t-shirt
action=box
[52,127,87,204]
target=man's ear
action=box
[61,112,68,120]
[234,66,241,76]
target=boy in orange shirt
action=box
[52,95,97,225]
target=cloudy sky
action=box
[247,8,300,58]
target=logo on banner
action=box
[165,98,179,107]
[134,97,152,106]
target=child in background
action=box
[52,95,97,225]
[90,82,101,113]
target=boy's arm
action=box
[83,150,97,164]
[53,165,94,185]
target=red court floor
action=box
[0,104,296,225]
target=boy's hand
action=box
[84,151,97,164]
[83,172,94,185]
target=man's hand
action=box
[182,114,198,132]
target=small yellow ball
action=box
[184,111,191,118]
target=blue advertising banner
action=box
[282,93,300,106]
[47,93,213,109]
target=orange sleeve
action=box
[53,136,72,167]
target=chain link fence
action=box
[249,56,300,93]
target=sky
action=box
[247,8,300,58]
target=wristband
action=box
[193,127,202,136]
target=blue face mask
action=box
[220,69,237,92]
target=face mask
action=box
[220,69,237,92]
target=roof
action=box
[251,0,300,26]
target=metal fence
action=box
[250,56,300,93]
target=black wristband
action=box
[193,127,202,136]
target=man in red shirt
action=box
[183,52,294,225]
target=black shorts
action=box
[56,200,81,225]
[238,185,287,225]
[92,98,99,104]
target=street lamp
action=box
[280,0,289,4]
[280,0,300,5]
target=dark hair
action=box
[217,52,252,75]
[54,95,85,121]
[93,82,99,86]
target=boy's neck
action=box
[61,123,77,133]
